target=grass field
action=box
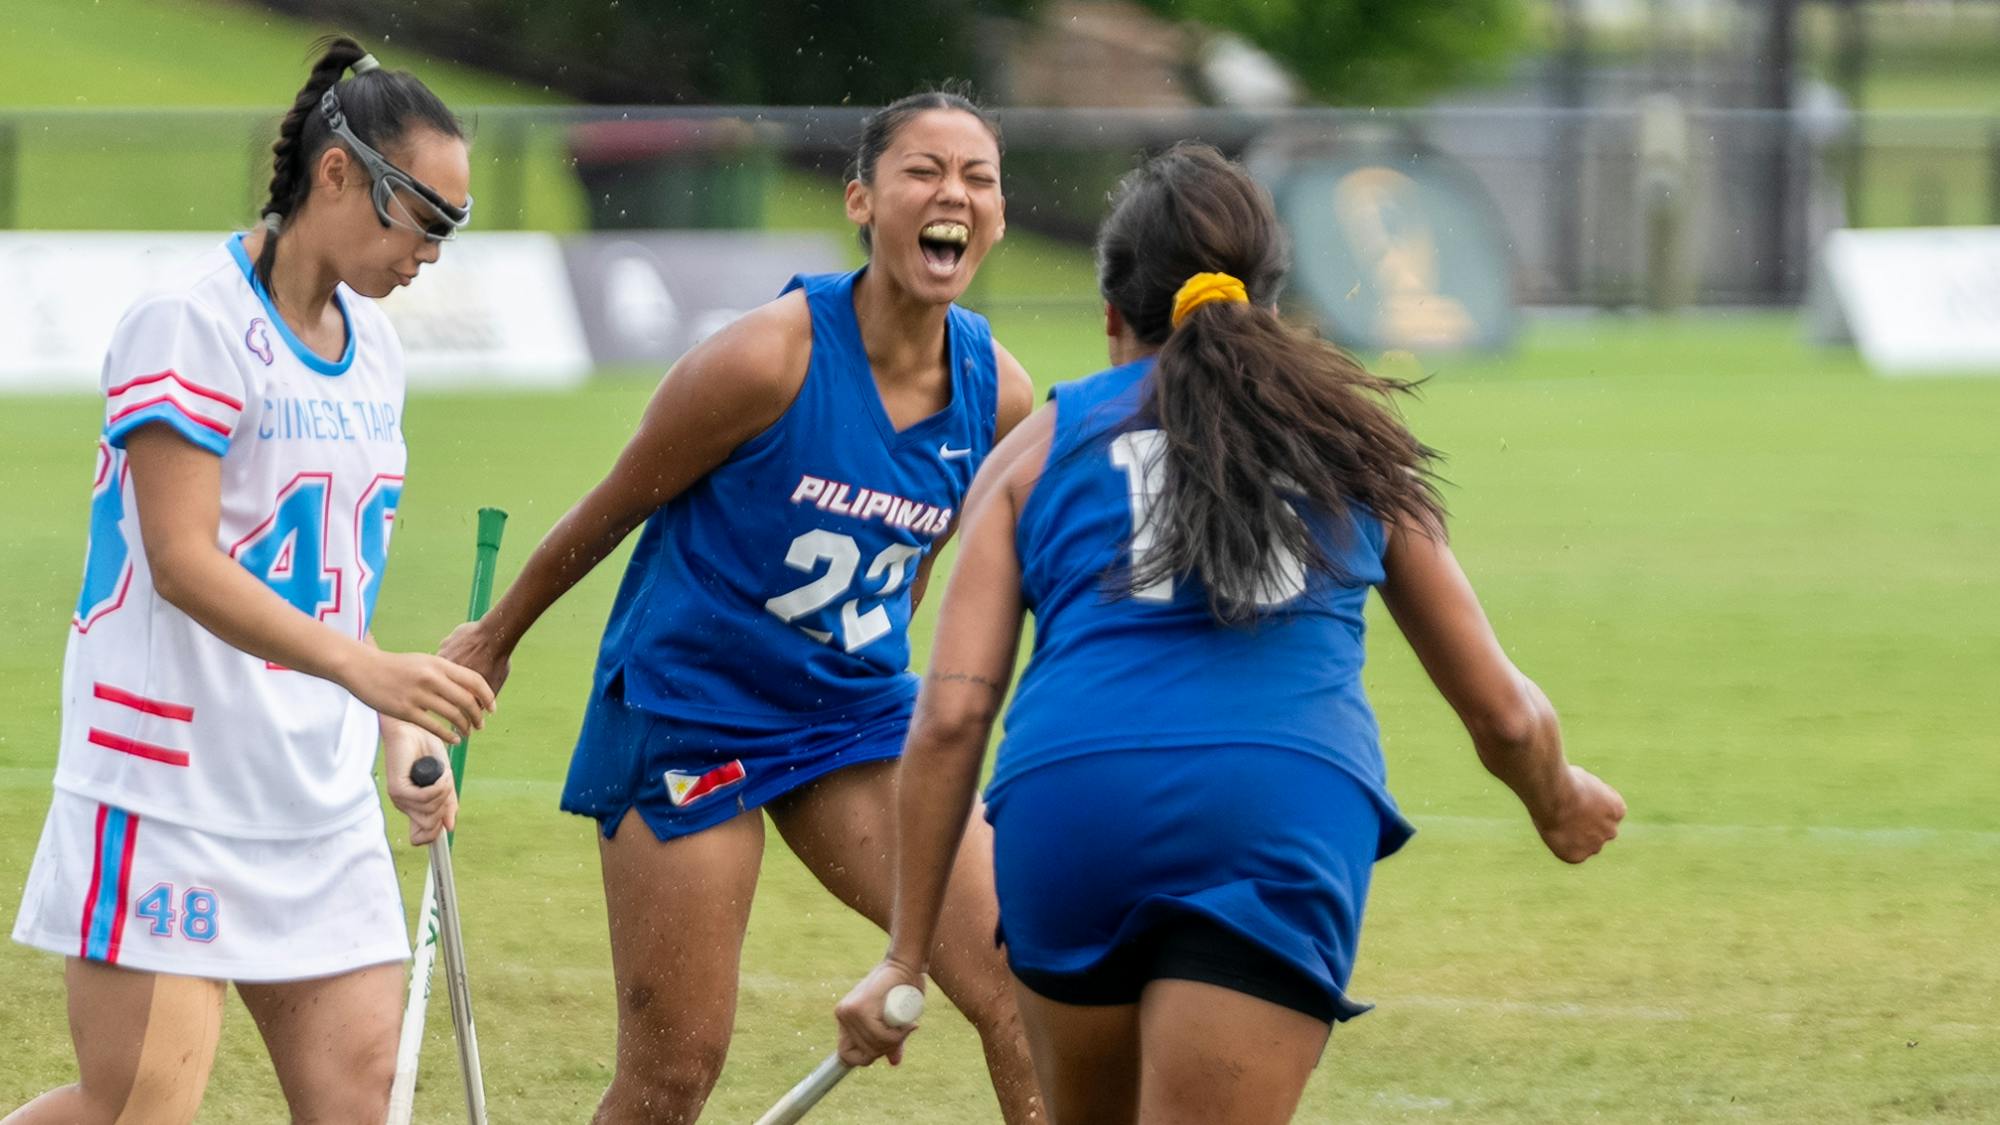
[2,310,1997,1122]
[4,2,2000,1119]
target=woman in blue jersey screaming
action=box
[438,90,1040,1122]
[834,143,1627,1124]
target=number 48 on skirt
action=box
[135,883,221,943]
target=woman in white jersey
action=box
[7,38,493,1125]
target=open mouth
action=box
[918,220,970,276]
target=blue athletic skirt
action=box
[561,669,913,842]
[986,745,1411,1022]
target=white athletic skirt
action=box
[12,790,409,982]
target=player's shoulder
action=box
[117,245,246,335]
[990,339,1036,429]
[664,288,812,415]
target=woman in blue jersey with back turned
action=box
[835,143,1627,1124]
[438,91,1040,1122]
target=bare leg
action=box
[1008,983,1140,1125]
[1134,978,1329,1125]
[3,958,224,1125]
[769,761,1043,1123]
[591,808,766,1125]
[237,962,403,1125]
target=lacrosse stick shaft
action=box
[387,508,507,1125]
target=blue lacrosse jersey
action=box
[594,269,999,731]
[992,357,1412,856]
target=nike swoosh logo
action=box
[939,444,973,460]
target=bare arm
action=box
[836,405,1054,1066]
[1378,522,1625,862]
[439,296,810,690]
[909,338,1037,610]
[125,428,492,744]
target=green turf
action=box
[2,310,1997,1122]
[0,0,595,233]
[0,0,556,107]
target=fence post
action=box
[248,115,270,220]
[1638,95,1693,312]
[0,118,17,229]
[1834,0,1867,222]
[1989,123,2000,225]
[501,112,529,230]
[1548,0,1588,303]
[1762,0,1800,300]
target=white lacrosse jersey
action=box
[55,233,409,838]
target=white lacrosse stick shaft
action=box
[386,863,441,1124]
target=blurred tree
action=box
[259,0,1038,104]
[1136,0,1527,105]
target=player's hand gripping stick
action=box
[406,754,488,1125]
[752,984,925,1125]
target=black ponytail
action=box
[1097,143,1446,625]
[255,35,464,290]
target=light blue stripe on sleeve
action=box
[104,402,230,456]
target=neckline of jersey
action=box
[835,268,961,447]
[226,233,357,376]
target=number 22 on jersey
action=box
[764,531,924,652]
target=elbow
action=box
[147,548,196,613]
[1466,678,1551,757]
[145,537,219,618]
[912,691,1002,758]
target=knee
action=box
[933,953,1024,1039]
[337,1040,397,1122]
[290,1035,395,1125]
[606,1019,731,1123]
[115,1055,213,1125]
[8,1085,146,1125]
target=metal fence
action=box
[1,104,1995,307]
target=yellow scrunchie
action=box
[1170,271,1249,329]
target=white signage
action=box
[0,232,590,391]
[374,232,591,387]
[1816,227,2000,376]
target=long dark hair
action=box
[255,36,462,289]
[850,83,1002,253]
[1098,143,1446,624]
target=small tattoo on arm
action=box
[931,671,1005,696]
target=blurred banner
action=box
[560,231,846,368]
[0,229,866,391]
[1810,228,2000,376]
[0,231,591,391]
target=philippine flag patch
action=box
[664,760,747,808]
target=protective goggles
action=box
[318,89,472,242]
